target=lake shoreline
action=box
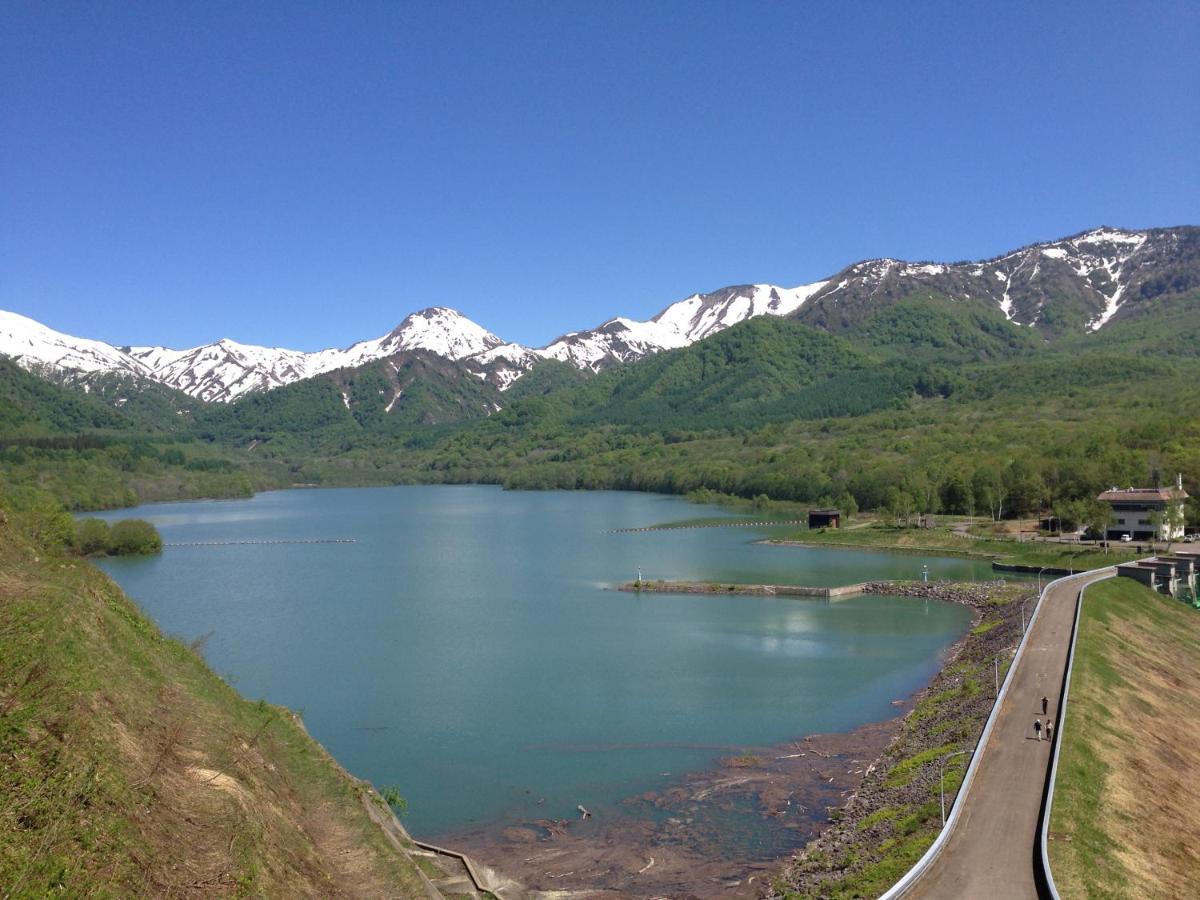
[763,536,996,560]
[431,581,1013,899]
[432,713,908,899]
[776,579,1035,897]
[91,487,1001,896]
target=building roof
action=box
[1096,487,1189,503]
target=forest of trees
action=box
[3,293,1200,525]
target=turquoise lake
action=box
[93,486,987,838]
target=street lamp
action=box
[994,646,1017,695]
[939,749,971,826]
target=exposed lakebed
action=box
[93,486,985,853]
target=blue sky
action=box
[3,1,1198,350]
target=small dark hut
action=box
[808,508,841,529]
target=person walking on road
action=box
[1045,720,1053,742]
[1034,719,1042,740]
[1041,695,1048,715]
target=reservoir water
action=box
[93,485,985,838]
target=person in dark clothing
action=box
[1034,719,1042,740]
[1041,695,1048,715]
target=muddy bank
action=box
[435,720,903,899]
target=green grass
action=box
[883,743,961,789]
[0,506,428,896]
[1049,577,1200,899]
[815,830,937,900]
[970,618,1001,635]
[856,805,903,831]
[785,522,1140,570]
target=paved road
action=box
[905,568,1114,900]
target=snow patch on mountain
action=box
[369,307,504,360]
[3,225,1183,405]
[123,308,509,402]
[538,281,828,371]
[1081,232,1148,331]
[0,310,151,377]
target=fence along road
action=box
[883,567,1114,900]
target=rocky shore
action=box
[436,580,1034,899]
[768,580,1036,898]
[862,579,1014,606]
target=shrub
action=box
[108,519,163,555]
[1,485,75,550]
[74,517,112,555]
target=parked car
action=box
[1186,533,1200,542]
[1120,533,1133,542]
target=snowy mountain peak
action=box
[799,225,1182,336]
[0,309,151,377]
[1072,226,1147,246]
[378,307,505,360]
[107,307,513,402]
[4,225,1192,405]
[539,280,829,370]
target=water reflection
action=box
[94,485,976,835]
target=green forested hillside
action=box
[65,370,204,431]
[0,358,130,435]
[191,350,503,448]
[4,291,1200,524]
[853,294,1042,360]
[0,361,270,510]
[306,300,1200,519]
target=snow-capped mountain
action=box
[122,308,507,403]
[0,310,152,378]
[2,225,1195,405]
[795,226,1198,335]
[0,284,836,402]
[540,282,828,370]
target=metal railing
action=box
[1037,571,1116,897]
[878,569,1102,899]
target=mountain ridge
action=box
[3,225,1195,404]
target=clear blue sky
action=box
[3,1,1198,350]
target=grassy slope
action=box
[0,513,429,897]
[1049,578,1200,899]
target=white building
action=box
[1097,476,1188,542]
